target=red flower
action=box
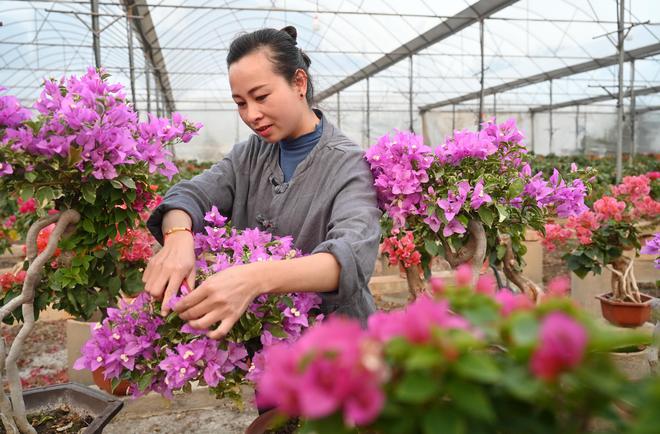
[17,197,37,214]
[381,231,421,268]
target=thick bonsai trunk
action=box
[405,220,487,301]
[441,219,487,285]
[607,256,641,303]
[500,234,543,303]
[0,210,80,434]
[404,263,427,300]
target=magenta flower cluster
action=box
[0,68,201,180]
[75,207,323,398]
[365,119,588,235]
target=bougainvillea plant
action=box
[542,173,660,303]
[255,268,651,433]
[366,119,593,300]
[0,68,200,433]
[75,208,323,402]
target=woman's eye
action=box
[255,94,268,102]
[236,101,246,108]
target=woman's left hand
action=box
[174,264,263,339]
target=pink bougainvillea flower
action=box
[530,312,587,381]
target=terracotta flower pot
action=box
[92,368,131,396]
[596,292,653,328]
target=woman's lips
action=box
[255,124,273,137]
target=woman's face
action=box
[229,49,307,143]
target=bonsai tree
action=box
[0,69,200,433]
[366,119,592,301]
[542,174,660,304]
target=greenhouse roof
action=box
[2,0,660,155]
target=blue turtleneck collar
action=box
[279,116,323,182]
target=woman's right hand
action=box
[143,230,196,316]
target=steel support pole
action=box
[629,59,636,166]
[90,0,101,68]
[126,5,137,112]
[549,80,553,154]
[409,55,414,131]
[616,0,625,182]
[477,19,485,129]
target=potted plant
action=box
[0,69,200,433]
[74,209,324,405]
[365,120,592,301]
[252,268,651,433]
[542,174,660,328]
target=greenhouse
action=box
[0,1,659,433]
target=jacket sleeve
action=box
[147,149,239,245]
[311,150,382,314]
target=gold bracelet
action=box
[164,227,192,237]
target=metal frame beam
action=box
[315,0,519,102]
[420,41,660,112]
[529,84,660,113]
[120,0,175,114]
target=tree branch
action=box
[2,209,79,434]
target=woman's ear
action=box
[294,69,308,97]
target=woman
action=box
[143,26,381,340]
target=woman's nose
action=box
[246,104,263,124]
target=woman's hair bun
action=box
[280,26,298,45]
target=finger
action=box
[146,268,169,299]
[208,316,238,340]
[188,309,227,331]
[174,283,210,313]
[178,297,215,321]
[161,272,186,316]
[186,268,196,291]
[141,261,152,284]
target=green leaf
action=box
[35,186,55,206]
[423,407,466,434]
[424,238,440,257]
[138,372,153,392]
[495,204,509,223]
[108,276,121,293]
[20,186,35,201]
[118,175,136,189]
[24,171,38,182]
[81,219,95,233]
[110,179,123,189]
[395,371,440,404]
[477,207,494,227]
[509,312,539,349]
[82,183,97,204]
[454,352,501,383]
[446,380,496,423]
[404,346,443,370]
[507,178,525,199]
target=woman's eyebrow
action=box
[232,84,268,99]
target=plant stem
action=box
[2,209,79,433]
[500,234,543,302]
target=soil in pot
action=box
[0,403,93,434]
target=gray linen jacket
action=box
[146,112,382,324]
